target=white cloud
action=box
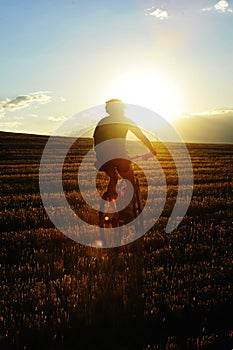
[202,0,233,13]
[145,6,168,20]
[0,121,23,129]
[180,108,233,118]
[214,0,229,11]
[201,7,212,12]
[0,92,51,117]
[145,1,233,18]
[48,116,67,122]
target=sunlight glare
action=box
[107,69,183,122]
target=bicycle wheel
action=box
[98,191,121,246]
[133,174,144,231]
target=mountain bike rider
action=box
[93,99,157,200]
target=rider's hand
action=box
[141,151,156,161]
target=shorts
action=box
[95,158,131,172]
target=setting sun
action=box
[107,68,183,122]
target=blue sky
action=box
[0,0,232,135]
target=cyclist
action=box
[93,99,157,200]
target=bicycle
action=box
[98,153,152,246]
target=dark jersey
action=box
[93,116,136,146]
[93,116,138,168]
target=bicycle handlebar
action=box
[131,152,155,161]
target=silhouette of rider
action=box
[93,99,156,200]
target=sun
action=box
[107,68,183,122]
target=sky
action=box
[0,0,232,138]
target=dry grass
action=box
[0,132,233,349]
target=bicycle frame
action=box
[99,168,144,230]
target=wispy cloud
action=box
[202,0,233,13]
[0,121,23,129]
[145,6,168,20]
[180,108,233,118]
[48,116,67,122]
[0,91,51,117]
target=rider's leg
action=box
[117,160,136,222]
[117,161,135,188]
[117,161,136,205]
[105,168,118,199]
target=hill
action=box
[172,111,233,143]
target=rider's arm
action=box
[129,124,157,155]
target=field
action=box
[0,131,233,349]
